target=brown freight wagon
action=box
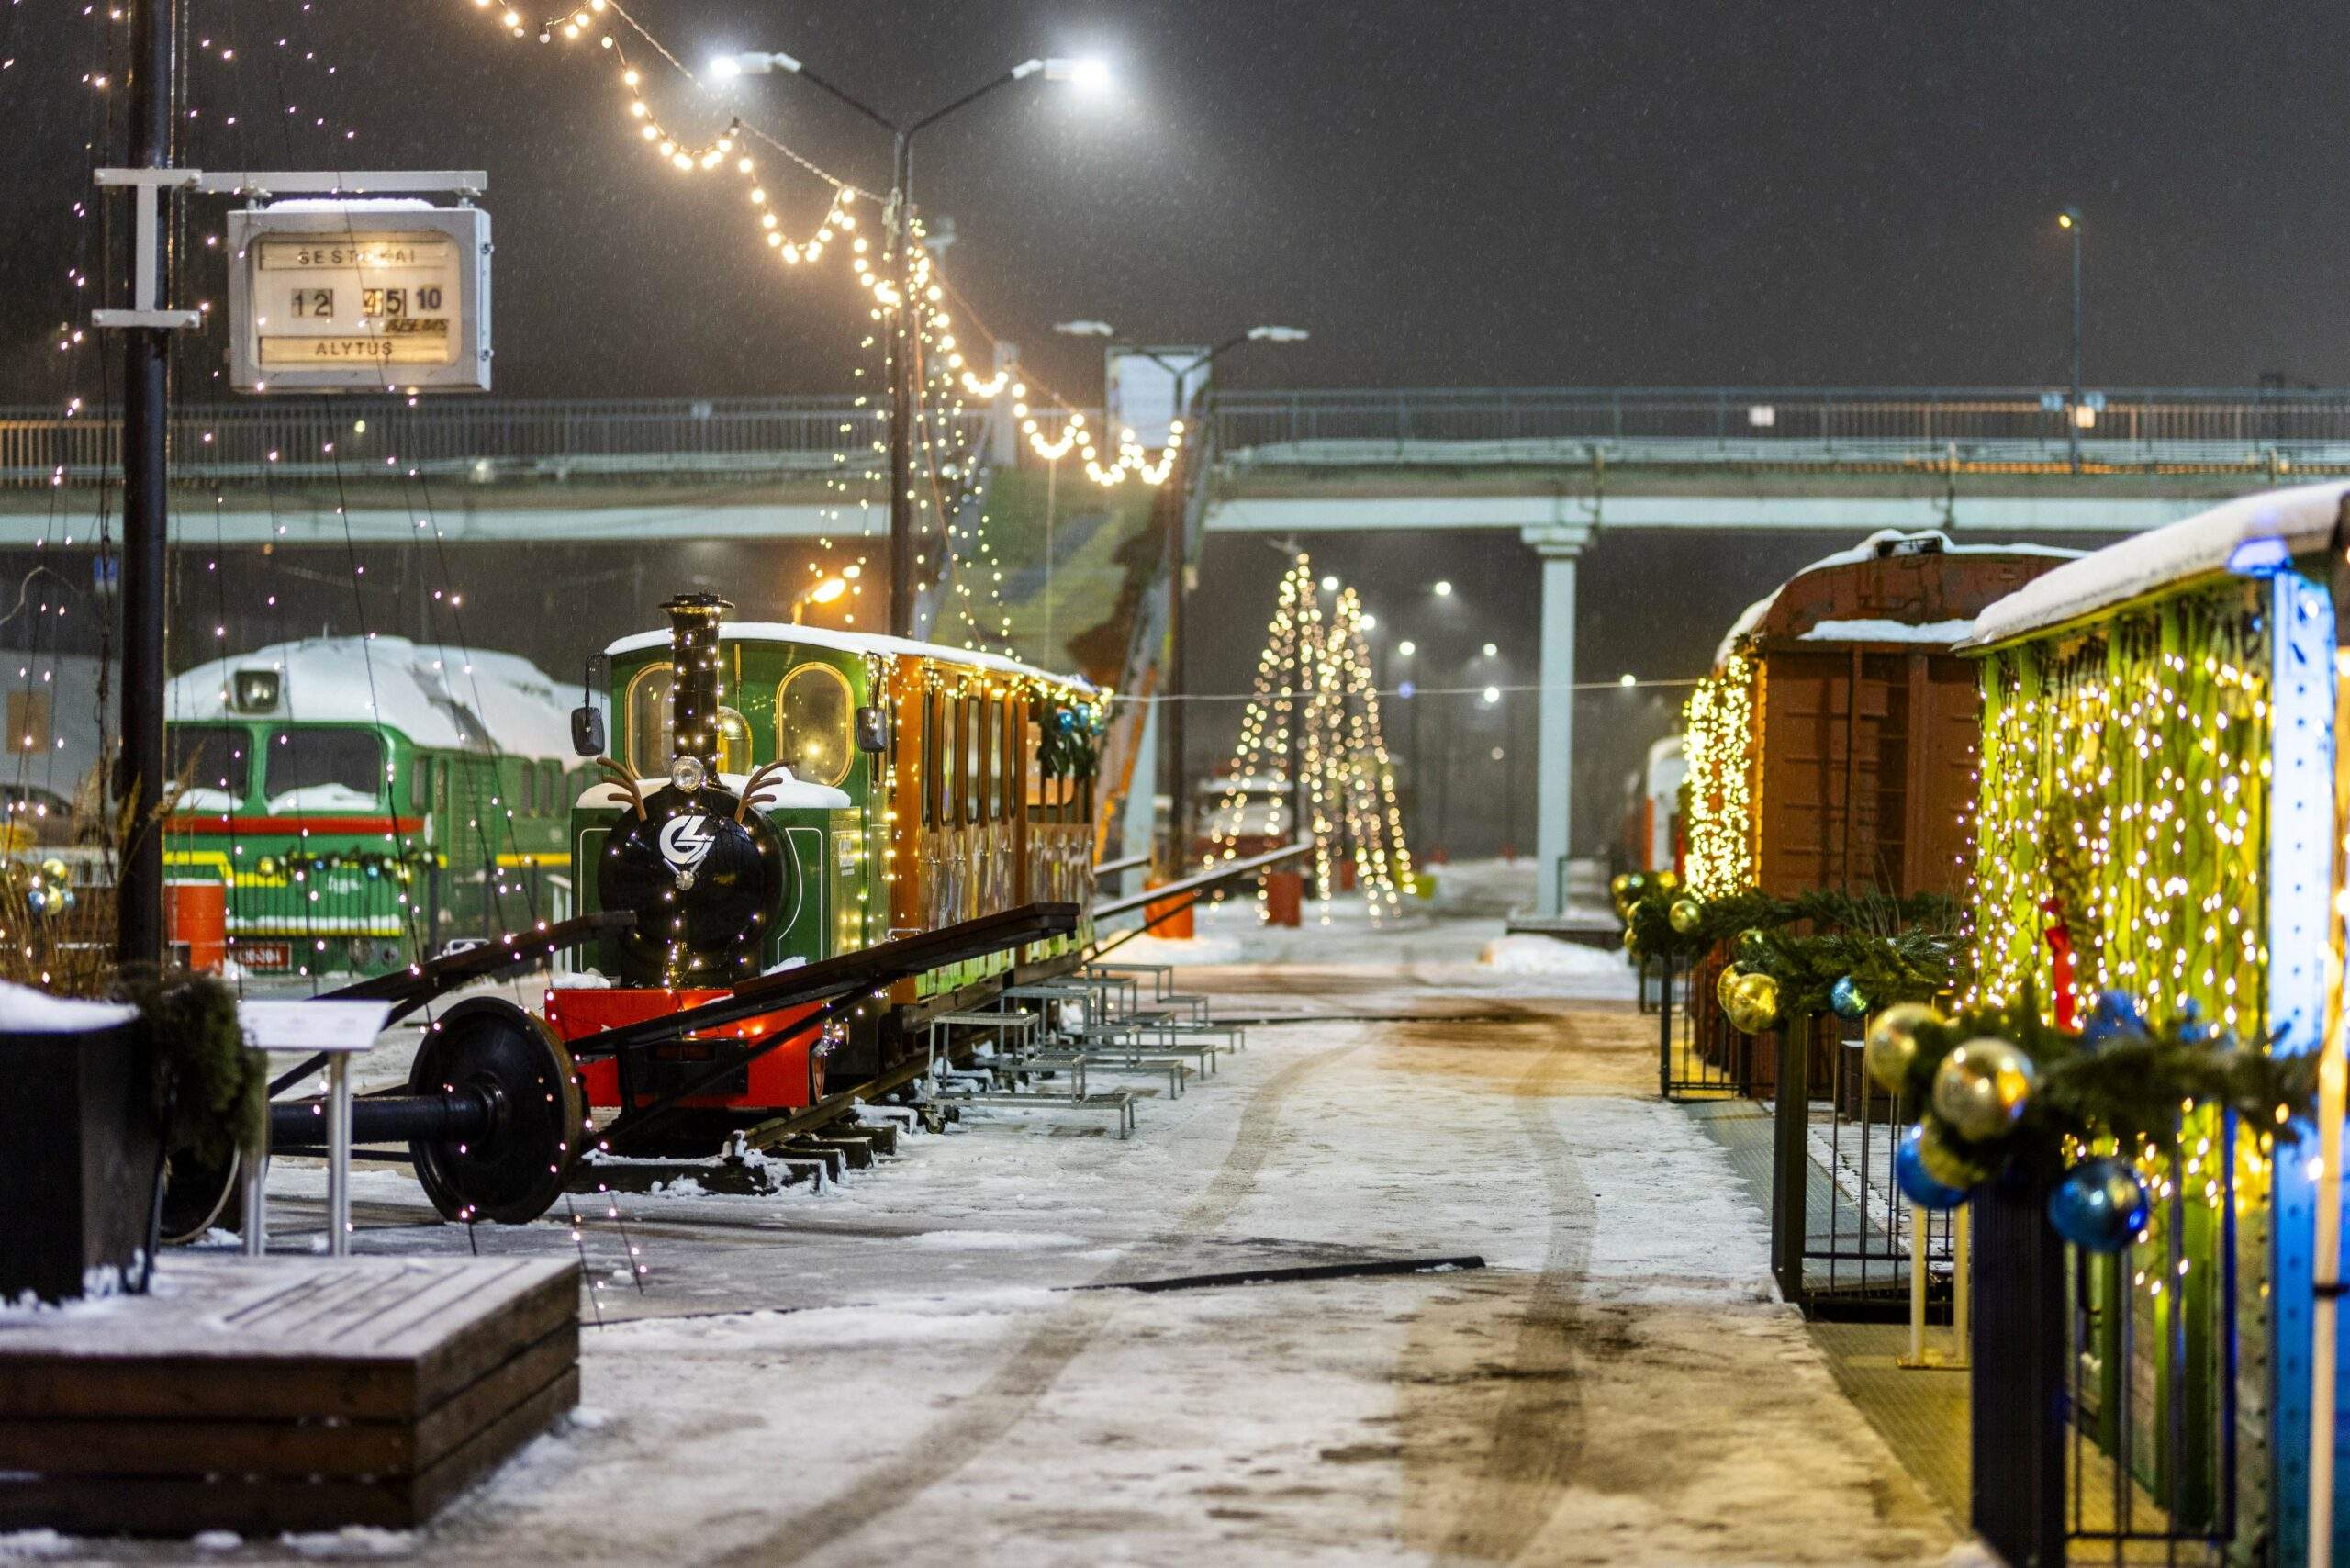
[1682,531,2075,1092]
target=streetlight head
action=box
[1617,672,1638,688]
[1359,613,1377,631]
[1054,319,1114,337]
[808,576,849,606]
[1319,574,1339,592]
[1043,56,1112,88]
[1396,640,1416,657]
[1248,325,1309,343]
[1431,579,1453,598]
[1481,642,1497,658]
[1481,685,1501,706]
[2058,207,2080,230]
[709,50,795,79]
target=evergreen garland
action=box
[1740,923,1960,1018]
[118,967,264,1166]
[1892,991,2315,1160]
[1624,883,1959,963]
[1037,700,1103,780]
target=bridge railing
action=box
[1209,386,2350,465]
[13,387,2350,486]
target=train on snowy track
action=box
[163,637,583,978]
[545,592,1106,1148]
[161,593,1111,1236]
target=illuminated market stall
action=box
[1953,480,2348,1562]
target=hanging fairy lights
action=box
[1965,582,2272,1036]
[1681,650,1757,900]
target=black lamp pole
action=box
[118,0,176,968]
[732,54,1058,640]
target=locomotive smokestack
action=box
[663,592,733,778]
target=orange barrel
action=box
[166,879,229,972]
[1264,868,1304,928]
[1143,876,1195,940]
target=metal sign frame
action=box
[227,202,491,393]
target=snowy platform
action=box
[0,1253,577,1537]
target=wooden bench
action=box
[0,1253,579,1536]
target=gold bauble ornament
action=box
[1609,872,1638,913]
[1726,969,1781,1035]
[1621,922,1639,951]
[1916,1118,1994,1190]
[1653,869,1681,894]
[1863,1002,1943,1093]
[1717,962,1749,1011]
[1930,1036,2037,1143]
[1667,895,1704,935]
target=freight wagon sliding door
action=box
[1757,647,1979,899]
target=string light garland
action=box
[1682,650,1757,900]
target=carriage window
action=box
[1024,718,1052,822]
[955,696,976,826]
[921,690,938,827]
[516,759,534,816]
[984,697,1002,821]
[412,755,432,812]
[777,663,853,788]
[999,699,1018,822]
[263,727,382,811]
[543,761,565,813]
[168,724,252,802]
[626,664,673,777]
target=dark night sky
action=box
[5,0,2349,403]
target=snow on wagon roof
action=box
[167,636,576,760]
[602,622,1096,691]
[1710,530,2081,666]
[1967,481,2350,649]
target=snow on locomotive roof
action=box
[601,622,1096,691]
[1967,480,2350,650]
[167,636,576,759]
[1710,530,2081,665]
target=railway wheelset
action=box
[158,903,1080,1242]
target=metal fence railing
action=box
[14,386,2350,486]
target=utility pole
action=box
[887,131,915,638]
[2061,207,2084,476]
[117,0,176,968]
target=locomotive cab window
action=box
[263,727,382,811]
[167,724,252,803]
[955,694,975,826]
[777,662,853,788]
[623,664,748,776]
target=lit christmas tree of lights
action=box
[1204,556,1413,924]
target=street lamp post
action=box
[2059,207,2083,474]
[1057,321,1307,876]
[714,50,1108,637]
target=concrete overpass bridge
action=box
[10,385,2349,913]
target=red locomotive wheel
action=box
[408,997,584,1225]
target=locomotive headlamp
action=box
[669,755,706,794]
[232,668,281,713]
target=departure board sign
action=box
[227,204,491,392]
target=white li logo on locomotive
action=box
[658,813,716,890]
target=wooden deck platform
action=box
[0,1253,578,1536]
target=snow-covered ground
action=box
[23,911,1959,1566]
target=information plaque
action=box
[227,203,491,392]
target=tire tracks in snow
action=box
[710,1041,1362,1568]
[1393,1014,1598,1565]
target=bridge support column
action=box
[1524,523,1595,918]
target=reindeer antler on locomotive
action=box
[182,595,1106,1234]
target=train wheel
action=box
[408,997,583,1225]
[158,1147,241,1245]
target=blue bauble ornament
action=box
[1895,1124,1970,1211]
[2175,997,2214,1046]
[1829,975,1868,1022]
[2046,1157,2149,1253]
[2082,990,2145,1047]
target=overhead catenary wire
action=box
[1108,677,1701,706]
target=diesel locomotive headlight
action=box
[669,754,707,794]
